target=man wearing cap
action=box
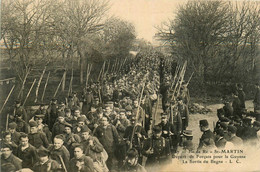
[73,116,89,134]
[227,125,243,147]
[232,91,242,117]
[240,118,255,144]
[63,123,81,157]
[157,113,179,154]
[9,100,28,123]
[219,122,230,141]
[69,145,94,172]
[197,119,215,151]
[142,125,171,169]
[2,132,18,155]
[32,148,61,172]
[48,134,70,171]
[34,103,47,117]
[16,133,37,169]
[28,121,49,149]
[124,116,147,161]
[132,99,145,125]
[94,116,119,171]
[35,114,52,143]
[8,122,21,145]
[80,125,107,170]
[52,111,67,139]
[121,148,146,172]
[1,144,22,171]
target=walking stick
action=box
[58,155,68,172]
[0,85,15,114]
[35,67,46,103]
[41,71,50,102]
[23,79,36,106]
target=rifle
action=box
[170,64,181,90]
[6,114,9,131]
[0,85,15,115]
[176,62,187,97]
[23,79,36,106]
[17,69,30,98]
[41,71,50,102]
[68,68,73,96]
[151,95,159,130]
[98,61,105,81]
[54,73,65,98]
[35,67,46,103]
[186,71,194,86]
[129,82,145,149]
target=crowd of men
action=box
[1,53,260,172]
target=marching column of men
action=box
[1,54,260,172]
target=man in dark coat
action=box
[121,148,146,172]
[177,98,189,131]
[197,119,215,151]
[16,133,37,169]
[32,148,61,172]
[28,121,49,149]
[9,100,28,123]
[69,145,94,172]
[142,126,171,170]
[8,122,21,145]
[52,111,68,139]
[94,116,119,171]
[157,113,179,153]
[237,84,246,109]
[1,144,22,172]
[82,88,94,115]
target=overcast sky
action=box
[109,0,187,43]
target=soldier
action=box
[8,122,21,146]
[157,113,179,154]
[34,103,47,116]
[32,148,61,172]
[132,99,145,124]
[142,126,171,170]
[63,123,81,157]
[121,148,146,172]
[28,121,49,149]
[94,116,119,171]
[227,125,243,147]
[1,144,22,172]
[197,119,215,151]
[222,96,233,118]
[69,145,94,172]
[48,134,70,171]
[177,97,189,131]
[16,133,37,169]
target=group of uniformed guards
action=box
[1,52,260,172]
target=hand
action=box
[94,124,98,128]
[137,133,142,138]
[117,120,121,125]
[163,130,168,134]
[146,148,153,155]
[89,139,94,146]
[76,161,83,170]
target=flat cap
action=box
[183,130,193,137]
[8,122,17,129]
[153,125,162,133]
[125,105,132,111]
[81,125,90,133]
[37,148,49,157]
[29,121,38,127]
[127,148,138,159]
[57,111,65,117]
[199,119,209,127]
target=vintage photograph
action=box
[0,0,260,171]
